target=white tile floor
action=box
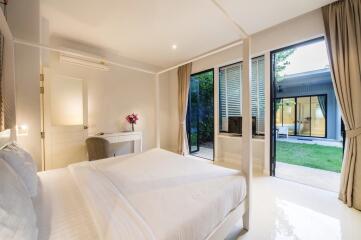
[233,176,361,240]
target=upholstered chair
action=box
[85,137,112,161]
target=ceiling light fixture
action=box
[172,44,177,50]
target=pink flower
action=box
[126,113,139,124]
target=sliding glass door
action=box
[297,96,311,136]
[276,98,296,135]
[311,96,327,137]
[276,95,327,138]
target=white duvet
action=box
[68,148,246,240]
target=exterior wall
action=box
[277,82,341,140]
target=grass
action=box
[276,141,343,173]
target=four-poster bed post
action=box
[241,37,252,230]
[155,73,160,148]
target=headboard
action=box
[0,129,11,149]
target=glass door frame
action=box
[186,78,200,153]
[270,36,326,176]
[186,68,215,160]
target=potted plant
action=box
[126,113,139,131]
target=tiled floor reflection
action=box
[235,176,361,240]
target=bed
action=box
[33,148,247,240]
[0,7,251,238]
[1,126,249,240]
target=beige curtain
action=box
[177,63,192,155]
[0,32,4,131]
[323,0,361,210]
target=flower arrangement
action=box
[126,113,139,131]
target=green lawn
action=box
[276,141,343,173]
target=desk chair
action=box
[86,137,112,161]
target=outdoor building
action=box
[276,68,342,141]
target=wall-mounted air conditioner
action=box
[59,51,110,71]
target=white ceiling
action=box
[41,0,335,69]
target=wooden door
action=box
[43,68,88,170]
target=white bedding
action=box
[68,148,246,240]
[34,168,99,240]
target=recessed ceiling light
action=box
[172,44,177,50]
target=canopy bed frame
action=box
[0,1,253,238]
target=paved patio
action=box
[192,146,214,160]
[276,162,340,192]
[277,136,343,148]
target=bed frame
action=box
[0,4,253,237]
[207,201,247,240]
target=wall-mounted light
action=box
[16,124,29,136]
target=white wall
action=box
[45,46,157,153]
[160,69,178,152]
[160,9,326,173]
[7,0,42,170]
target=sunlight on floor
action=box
[235,176,361,240]
[274,199,341,239]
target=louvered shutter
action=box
[251,56,265,134]
[219,63,242,132]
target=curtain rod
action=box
[157,39,243,74]
[13,38,158,75]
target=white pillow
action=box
[0,143,38,197]
[0,159,38,240]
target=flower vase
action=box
[131,123,134,132]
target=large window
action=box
[218,56,265,135]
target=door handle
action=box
[83,125,88,130]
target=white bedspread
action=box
[34,168,99,240]
[68,148,246,240]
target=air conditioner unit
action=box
[59,51,110,71]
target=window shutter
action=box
[219,69,227,120]
[226,64,241,117]
[258,57,265,134]
[219,63,242,132]
[251,56,265,134]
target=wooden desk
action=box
[97,131,142,153]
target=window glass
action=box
[311,96,326,137]
[218,56,265,136]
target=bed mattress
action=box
[34,168,99,240]
[68,148,247,240]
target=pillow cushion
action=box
[0,143,38,197]
[0,159,38,240]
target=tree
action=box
[275,49,295,82]
[189,71,214,144]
